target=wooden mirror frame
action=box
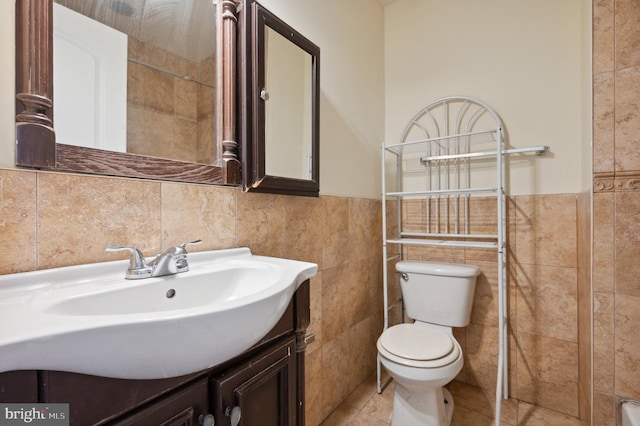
[15,0,241,185]
[239,0,320,197]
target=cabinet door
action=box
[212,337,296,426]
[0,371,38,403]
[111,377,210,426]
[41,370,201,425]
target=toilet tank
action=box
[396,261,480,327]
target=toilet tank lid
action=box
[395,261,480,278]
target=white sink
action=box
[0,248,317,379]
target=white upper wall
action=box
[385,0,588,195]
[0,1,15,169]
[1,0,590,197]
[581,0,593,193]
[258,0,386,198]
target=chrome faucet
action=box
[106,240,202,279]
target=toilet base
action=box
[391,384,454,426]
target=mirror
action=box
[15,0,240,185]
[52,0,217,163]
[240,1,320,197]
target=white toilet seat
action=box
[378,324,460,368]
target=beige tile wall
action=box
[399,194,582,423]
[592,0,640,423]
[577,190,592,424]
[0,150,614,426]
[0,168,382,426]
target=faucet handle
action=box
[167,239,202,272]
[177,239,202,253]
[105,245,152,279]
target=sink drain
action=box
[166,289,176,298]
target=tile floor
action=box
[318,375,503,425]
[319,375,584,426]
[320,374,394,426]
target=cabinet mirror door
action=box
[241,1,320,197]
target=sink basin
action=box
[38,263,283,316]
[0,248,317,379]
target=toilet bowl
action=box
[378,261,479,426]
[377,322,462,425]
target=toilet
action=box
[377,260,480,426]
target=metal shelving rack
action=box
[378,96,547,425]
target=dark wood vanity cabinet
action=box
[112,377,210,426]
[0,282,310,426]
[212,337,297,426]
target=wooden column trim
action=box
[218,0,241,183]
[15,0,56,168]
[293,280,310,426]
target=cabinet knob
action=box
[225,406,241,426]
[198,413,215,426]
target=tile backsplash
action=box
[1,163,610,426]
[0,168,383,426]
